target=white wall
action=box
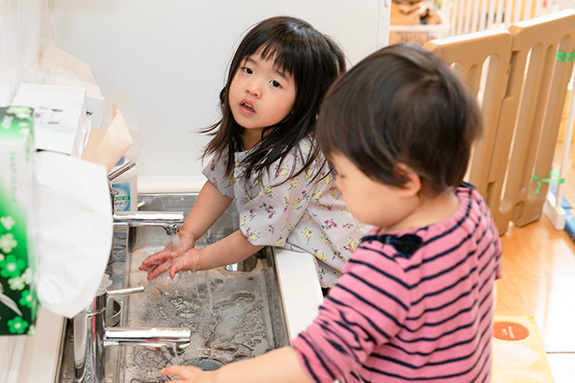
[0,0,52,105]
[51,1,389,189]
[0,4,60,382]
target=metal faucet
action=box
[73,285,191,383]
[108,160,185,236]
[113,211,183,235]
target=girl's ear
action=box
[396,163,422,198]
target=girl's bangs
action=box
[256,42,296,76]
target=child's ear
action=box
[396,163,422,198]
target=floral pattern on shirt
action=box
[202,138,368,287]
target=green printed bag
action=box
[0,106,38,335]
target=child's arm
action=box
[140,181,233,278]
[180,180,234,240]
[197,229,264,270]
[162,346,314,383]
[142,229,263,279]
[157,230,264,278]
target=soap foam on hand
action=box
[142,248,200,280]
[142,255,180,280]
[171,233,181,247]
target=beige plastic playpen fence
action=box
[424,9,575,235]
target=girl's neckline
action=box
[242,127,268,150]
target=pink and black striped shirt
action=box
[292,186,503,382]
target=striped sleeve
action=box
[292,244,409,382]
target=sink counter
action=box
[3,179,324,381]
[0,307,65,383]
[2,249,321,382]
[135,178,324,338]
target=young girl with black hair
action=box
[161,43,502,383]
[140,16,366,288]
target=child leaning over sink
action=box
[161,44,503,383]
[139,16,367,289]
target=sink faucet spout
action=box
[104,327,191,356]
[113,211,184,235]
[73,285,191,383]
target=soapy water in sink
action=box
[120,246,281,383]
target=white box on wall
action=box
[26,45,107,131]
[12,83,88,157]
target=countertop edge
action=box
[274,248,323,340]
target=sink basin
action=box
[57,193,289,383]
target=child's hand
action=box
[162,365,206,382]
[139,231,196,279]
[139,248,200,280]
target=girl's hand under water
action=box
[139,248,201,280]
[139,231,196,279]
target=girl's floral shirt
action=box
[202,138,367,288]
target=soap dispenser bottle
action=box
[110,157,138,211]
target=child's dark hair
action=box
[202,16,346,181]
[317,44,482,196]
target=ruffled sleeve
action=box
[201,154,235,199]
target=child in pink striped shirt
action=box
[161,44,503,383]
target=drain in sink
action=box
[183,357,225,371]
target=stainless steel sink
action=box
[57,193,289,383]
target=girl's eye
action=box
[241,67,253,75]
[270,80,281,88]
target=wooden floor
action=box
[494,142,575,383]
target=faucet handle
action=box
[92,285,145,314]
[108,286,145,297]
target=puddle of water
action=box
[120,246,279,383]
